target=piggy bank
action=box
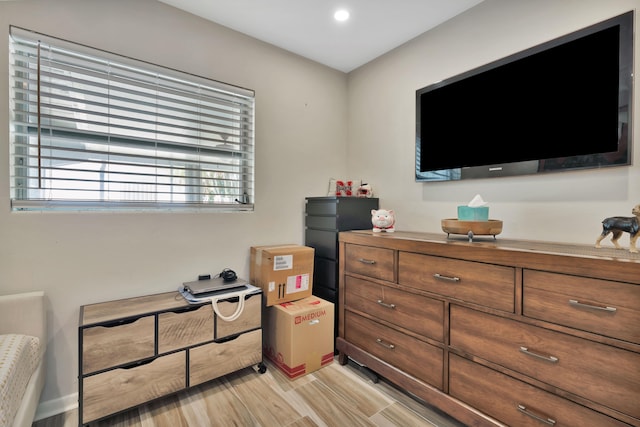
[371,209,395,233]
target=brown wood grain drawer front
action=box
[189,329,262,386]
[158,304,213,354]
[450,305,640,419]
[523,270,640,345]
[344,275,444,342]
[345,244,395,282]
[215,293,262,339]
[399,252,515,312]
[449,354,629,427]
[82,315,155,374]
[344,311,443,389]
[82,351,186,424]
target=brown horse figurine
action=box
[595,204,640,253]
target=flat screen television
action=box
[416,11,633,182]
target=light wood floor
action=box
[33,358,466,427]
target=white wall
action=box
[0,0,348,417]
[348,0,640,244]
[2,0,639,420]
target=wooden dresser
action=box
[337,230,640,427]
[78,289,263,426]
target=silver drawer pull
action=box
[433,273,460,282]
[376,300,396,309]
[519,346,558,363]
[358,258,376,265]
[376,338,395,350]
[517,404,556,425]
[568,299,617,313]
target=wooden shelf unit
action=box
[78,289,263,425]
[337,230,640,427]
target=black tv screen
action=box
[416,11,633,182]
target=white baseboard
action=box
[35,393,78,421]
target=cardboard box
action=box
[250,244,314,306]
[263,296,334,379]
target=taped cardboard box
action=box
[250,244,314,306]
[263,296,334,379]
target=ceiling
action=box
[157,0,484,73]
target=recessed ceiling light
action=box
[334,9,350,22]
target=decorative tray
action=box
[441,219,503,241]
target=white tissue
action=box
[467,194,488,207]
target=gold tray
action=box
[441,219,503,238]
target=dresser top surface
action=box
[340,230,640,283]
[80,291,189,326]
[342,229,639,258]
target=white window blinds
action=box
[9,27,255,211]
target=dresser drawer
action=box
[82,351,186,424]
[313,257,338,290]
[450,305,640,419]
[158,304,213,353]
[306,213,374,231]
[399,252,515,312]
[305,198,378,229]
[215,293,262,339]
[189,329,262,386]
[306,228,337,259]
[306,215,338,230]
[345,244,395,282]
[306,199,338,215]
[344,276,444,342]
[523,270,640,345]
[344,311,443,389]
[449,354,629,427]
[82,315,155,374]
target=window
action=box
[9,27,255,211]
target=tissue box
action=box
[457,206,489,221]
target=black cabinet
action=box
[304,196,379,310]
